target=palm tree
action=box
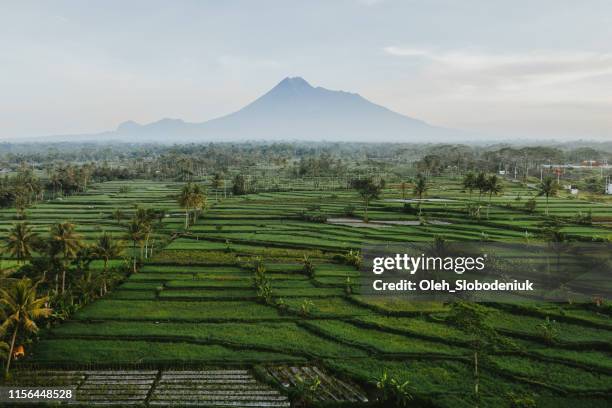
[135,207,155,257]
[485,175,503,218]
[49,222,82,294]
[475,172,487,202]
[486,175,503,203]
[538,176,558,216]
[413,174,428,216]
[5,223,38,265]
[93,233,123,294]
[190,184,207,224]
[211,173,222,201]
[125,219,144,273]
[177,184,193,229]
[462,172,476,200]
[0,278,52,376]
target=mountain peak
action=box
[274,76,313,90]
[117,120,141,131]
[107,77,453,142]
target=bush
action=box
[401,203,416,214]
[298,211,327,223]
[343,204,356,216]
[302,255,315,278]
[537,317,559,344]
[375,370,413,407]
[299,300,315,317]
[342,250,362,269]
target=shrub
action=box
[291,374,321,407]
[343,203,356,216]
[302,255,315,278]
[343,250,362,269]
[299,300,315,317]
[375,370,413,407]
[537,317,559,344]
[401,203,416,214]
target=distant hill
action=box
[49,77,462,143]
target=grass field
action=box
[6,177,612,407]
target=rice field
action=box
[6,178,612,407]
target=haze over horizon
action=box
[2,0,612,141]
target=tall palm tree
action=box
[475,172,487,202]
[486,175,504,203]
[125,219,144,273]
[211,173,222,201]
[93,233,123,294]
[538,176,559,216]
[135,207,155,257]
[484,175,503,219]
[462,172,476,200]
[49,222,82,294]
[0,278,52,376]
[177,184,193,229]
[190,184,207,224]
[5,223,38,265]
[413,174,428,216]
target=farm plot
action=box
[14,180,612,407]
[6,369,292,407]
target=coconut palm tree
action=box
[135,207,156,257]
[190,184,207,224]
[211,173,222,201]
[413,174,428,216]
[125,219,144,273]
[485,175,504,203]
[475,172,487,202]
[177,184,193,229]
[5,223,38,265]
[93,233,123,294]
[0,278,52,376]
[538,176,559,216]
[462,172,476,200]
[485,175,504,218]
[49,222,82,294]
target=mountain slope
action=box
[51,77,461,143]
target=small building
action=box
[606,183,612,195]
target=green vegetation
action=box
[0,141,611,406]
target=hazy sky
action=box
[2,0,612,140]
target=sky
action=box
[2,0,612,140]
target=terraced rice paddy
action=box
[8,178,612,407]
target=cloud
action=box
[383,46,612,90]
